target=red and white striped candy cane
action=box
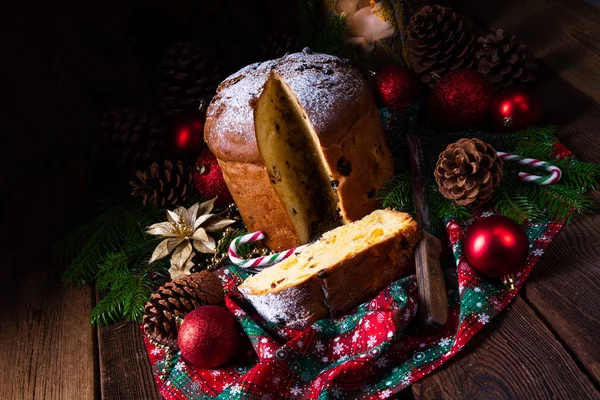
[497,151,562,185]
[228,231,308,271]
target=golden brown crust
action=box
[217,159,301,251]
[205,51,394,250]
[239,215,420,327]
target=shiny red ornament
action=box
[489,87,541,130]
[177,305,240,369]
[170,116,206,160]
[429,70,494,130]
[464,215,529,279]
[375,65,421,109]
[194,149,233,207]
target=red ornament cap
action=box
[464,215,529,279]
[178,305,241,369]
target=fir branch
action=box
[90,273,153,326]
[314,14,346,55]
[377,174,414,213]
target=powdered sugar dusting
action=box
[240,284,322,328]
[205,60,276,163]
[205,51,369,161]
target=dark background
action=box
[0,0,301,274]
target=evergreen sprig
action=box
[298,0,346,55]
[380,125,599,230]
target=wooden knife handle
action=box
[415,231,448,331]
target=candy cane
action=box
[228,231,308,270]
[497,151,562,185]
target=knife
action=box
[407,133,448,331]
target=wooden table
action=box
[2,0,600,399]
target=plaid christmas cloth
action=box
[143,212,564,399]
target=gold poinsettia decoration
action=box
[147,198,236,280]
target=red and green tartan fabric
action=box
[143,212,564,399]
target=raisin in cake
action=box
[238,209,419,327]
[205,50,393,251]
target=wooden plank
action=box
[451,0,600,105]
[412,297,599,399]
[523,191,600,384]
[98,322,161,400]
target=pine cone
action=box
[143,271,224,346]
[261,33,304,60]
[157,42,221,117]
[100,108,165,168]
[130,160,193,208]
[435,138,503,207]
[476,29,537,87]
[407,5,476,84]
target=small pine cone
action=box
[130,160,193,208]
[261,33,304,60]
[157,42,221,117]
[143,271,224,346]
[100,108,165,168]
[435,138,503,207]
[476,29,537,87]
[407,5,476,84]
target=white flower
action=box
[315,341,325,352]
[439,337,452,348]
[375,358,388,368]
[533,248,544,257]
[290,385,303,396]
[379,389,393,399]
[211,370,221,377]
[364,319,371,329]
[336,0,395,51]
[146,198,235,279]
[260,338,268,344]
[476,302,482,308]
[312,324,322,332]
[332,386,343,398]
[297,340,303,348]
[174,361,184,371]
[230,385,242,395]
[273,376,281,385]
[478,313,490,324]
[262,348,273,359]
[401,373,412,386]
[387,331,394,339]
[474,287,482,293]
[333,342,345,355]
[151,348,161,355]
[322,356,329,363]
[352,331,360,343]
[367,335,377,347]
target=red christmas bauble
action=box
[178,305,240,369]
[551,142,573,160]
[490,87,541,130]
[375,66,421,109]
[194,149,233,207]
[464,215,529,279]
[170,115,206,160]
[429,70,495,130]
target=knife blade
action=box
[407,133,448,331]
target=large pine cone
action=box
[407,5,476,84]
[143,271,224,346]
[261,33,304,61]
[100,108,165,168]
[130,160,193,208]
[476,29,537,87]
[435,138,503,207]
[157,42,221,116]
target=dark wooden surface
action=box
[2,0,600,399]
